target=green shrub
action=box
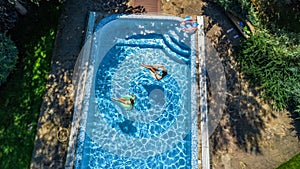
[237,29,300,112]
[214,0,300,117]
[0,33,18,86]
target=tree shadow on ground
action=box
[89,0,145,14]
[202,1,280,155]
[288,110,300,140]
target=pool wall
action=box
[65,12,96,169]
[66,13,201,169]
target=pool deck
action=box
[130,0,161,13]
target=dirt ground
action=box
[30,0,299,168]
[164,1,300,169]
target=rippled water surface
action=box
[74,15,196,169]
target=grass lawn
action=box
[277,152,300,169]
[0,2,61,168]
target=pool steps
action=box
[117,34,190,64]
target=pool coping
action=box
[65,12,203,169]
[64,12,97,169]
[197,16,210,169]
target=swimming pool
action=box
[67,14,198,169]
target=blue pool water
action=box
[73,15,197,169]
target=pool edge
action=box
[66,13,202,169]
[65,11,97,169]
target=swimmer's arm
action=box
[112,98,128,104]
[130,94,136,100]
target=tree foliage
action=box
[253,0,300,33]
[237,30,300,112]
[0,33,18,86]
[29,0,65,5]
[0,1,61,168]
[0,0,18,31]
[211,0,259,25]
[212,0,300,32]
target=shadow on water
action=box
[202,1,284,155]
